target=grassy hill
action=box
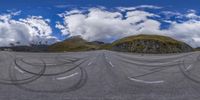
[48,34,193,53]
[112,34,193,53]
[195,47,200,51]
[48,36,102,52]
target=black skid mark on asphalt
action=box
[115,54,183,79]
[128,61,183,78]
[129,68,167,78]
[115,55,182,68]
[116,52,195,63]
[108,53,186,89]
[0,53,46,85]
[0,53,89,93]
[102,53,126,87]
[12,66,88,93]
[14,57,87,76]
[179,55,200,94]
[179,57,200,84]
[9,59,46,85]
[20,57,80,67]
[10,56,88,93]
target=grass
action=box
[48,35,99,52]
[112,34,193,53]
[48,34,193,53]
[113,34,185,46]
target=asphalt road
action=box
[0,50,200,100]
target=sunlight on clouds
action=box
[56,8,200,47]
[0,12,57,46]
[117,5,162,11]
[1,6,200,47]
[56,8,161,42]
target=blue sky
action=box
[0,0,200,47]
[0,0,200,8]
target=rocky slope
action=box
[48,34,193,53]
[112,34,193,53]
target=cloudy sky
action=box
[0,0,200,47]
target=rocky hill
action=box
[48,34,193,53]
[112,34,193,53]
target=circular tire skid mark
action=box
[15,57,87,76]
[178,54,200,95]
[11,55,89,93]
[179,55,200,83]
[115,54,183,84]
[20,56,80,67]
[0,52,45,85]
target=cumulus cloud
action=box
[56,7,200,47]
[167,20,200,47]
[58,9,83,17]
[1,6,200,48]
[161,11,182,20]
[56,8,161,42]
[117,5,162,11]
[137,5,162,9]
[0,11,58,46]
[185,10,200,19]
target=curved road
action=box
[0,50,200,100]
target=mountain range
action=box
[48,34,193,53]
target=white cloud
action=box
[0,11,58,46]
[58,9,83,17]
[186,13,199,19]
[136,5,162,9]
[117,5,162,11]
[167,20,200,47]
[117,7,136,12]
[56,8,161,42]
[161,11,182,18]
[163,9,200,20]
[56,7,200,47]
[185,10,200,19]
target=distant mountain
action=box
[88,41,105,45]
[195,47,200,51]
[64,35,87,43]
[0,45,48,52]
[48,36,100,52]
[112,34,193,53]
[48,34,193,53]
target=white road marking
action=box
[128,77,164,84]
[88,57,97,66]
[56,72,78,80]
[186,64,193,71]
[109,61,114,67]
[88,62,92,66]
[14,66,24,73]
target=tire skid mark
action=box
[0,52,89,93]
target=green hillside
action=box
[195,47,200,51]
[48,36,99,52]
[48,34,193,53]
[112,34,193,53]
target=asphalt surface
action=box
[0,50,200,100]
